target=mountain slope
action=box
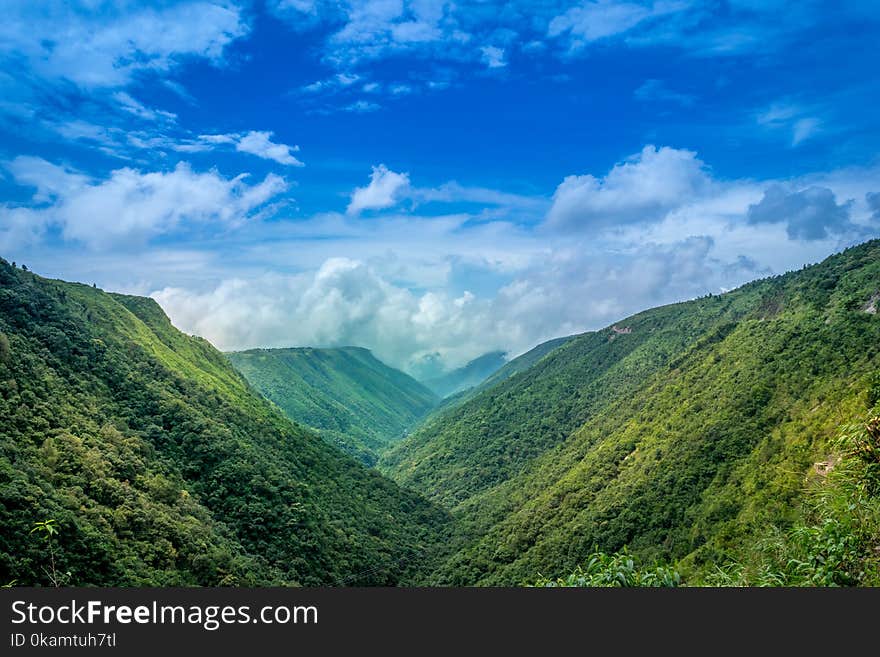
[380,240,880,584]
[0,261,451,586]
[226,347,437,465]
[478,337,575,393]
[414,336,579,427]
[422,351,507,398]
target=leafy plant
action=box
[30,520,69,587]
[534,548,681,587]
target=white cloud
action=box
[547,1,686,50]
[113,92,178,122]
[132,154,877,374]
[2,157,287,249]
[347,164,411,214]
[757,102,822,147]
[792,117,821,146]
[545,145,711,231]
[9,144,880,376]
[148,234,776,374]
[0,1,249,88]
[301,72,362,93]
[6,156,90,202]
[481,45,507,68]
[234,131,304,166]
[194,131,305,166]
[343,100,382,113]
[414,182,547,212]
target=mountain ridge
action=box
[380,239,880,584]
[0,261,451,586]
[226,346,437,465]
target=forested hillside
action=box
[476,337,574,394]
[3,239,878,588]
[227,347,437,465]
[0,260,451,586]
[380,240,880,584]
[422,351,507,398]
[430,336,578,414]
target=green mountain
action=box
[422,351,507,398]
[478,337,575,392]
[418,336,579,422]
[379,240,880,584]
[226,347,437,465]
[0,260,450,586]
[458,336,577,405]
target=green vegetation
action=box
[0,260,450,586]
[381,240,880,585]
[3,239,879,588]
[421,351,507,399]
[539,409,880,587]
[534,548,681,587]
[227,347,436,465]
[478,336,575,394]
[704,411,880,586]
[427,337,578,416]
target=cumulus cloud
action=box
[347,165,411,214]
[0,1,248,88]
[150,235,770,374]
[10,143,880,376]
[545,145,711,231]
[2,157,287,249]
[747,185,852,240]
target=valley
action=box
[2,240,879,586]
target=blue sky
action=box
[1,1,879,374]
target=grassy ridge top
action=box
[380,240,880,584]
[227,346,437,465]
[0,263,451,586]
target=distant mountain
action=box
[424,337,578,417]
[422,351,507,398]
[227,347,437,465]
[0,261,450,586]
[380,240,880,584]
[474,336,576,394]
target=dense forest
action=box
[380,239,880,584]
[0,260,451,586]
[1,240,879,587]
[227,347,436,465]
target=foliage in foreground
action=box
[538,411,880,587]
[533,548,681,587]
[705,412,880,587]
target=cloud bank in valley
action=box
[140,145,879,373]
